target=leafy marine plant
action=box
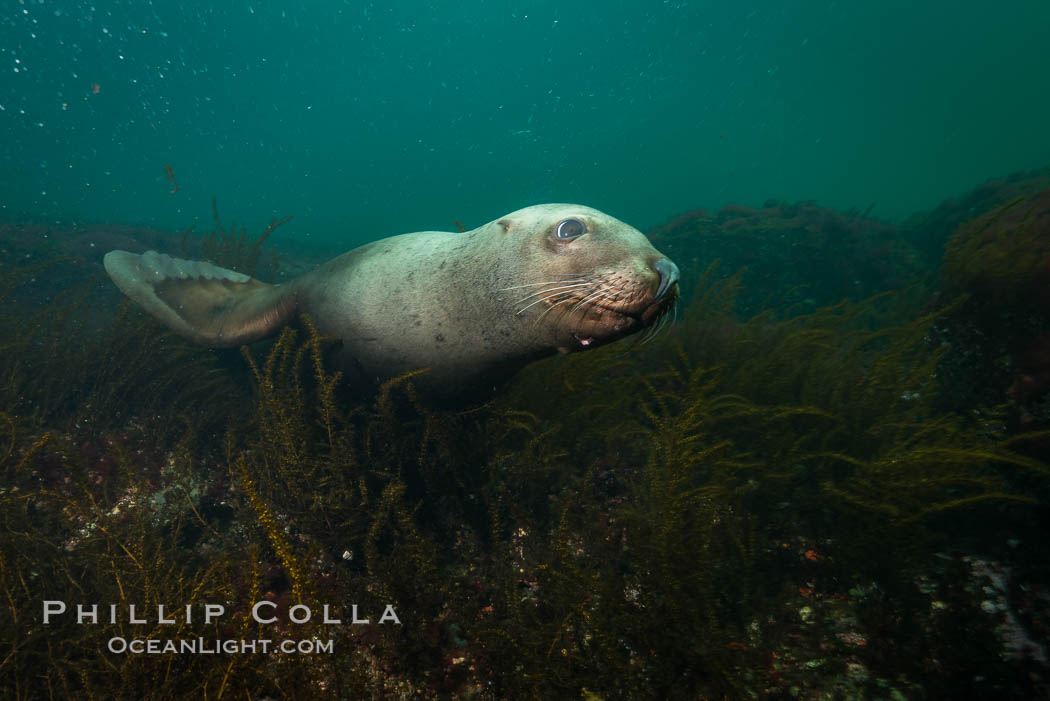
[0,259,258,697]
[198,197,290,281]
[0,278,246,453]
[0,273,455,698]
[0,399,253,697]
[482,265,1050,697]
[227,319,479,694]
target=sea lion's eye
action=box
[554,218,586,241]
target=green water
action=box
[2,0,1048,245]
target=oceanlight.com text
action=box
[107,637,335,655]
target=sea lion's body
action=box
[294,228,546,395]
[104,204,679,400]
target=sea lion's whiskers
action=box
[516,286,595,315]
[639,316,665,345]
[591,289,621,311]
[626,316,660,347]
[638,303,674,345]
[498,276,589,291]
[638,317,659,345]
[513,282,593,305]
[651,310,672,341]
[537,293,580,320]
[660,302,677,332]
[570,286,613,313]
[573,293,612,317]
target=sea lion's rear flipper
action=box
[103,250,298,347]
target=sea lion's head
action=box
[490,204,680,353]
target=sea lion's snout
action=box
[631,255,679,328]
[652,257,680,301]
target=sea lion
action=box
[104,204,680,400]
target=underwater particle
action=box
[798,605,813,623]
[342,549,353,561]
[164,164,179,193]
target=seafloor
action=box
[1,175,1049,699]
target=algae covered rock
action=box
[648,200,919,314]
[936,186,1050,415]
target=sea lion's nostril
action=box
[652,257,680,300]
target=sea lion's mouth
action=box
[585,284,678,325]
[568,287,678,348]
[511,271,678,351]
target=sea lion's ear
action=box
[103,250,298,348]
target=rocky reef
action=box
[936,185,1050,422]
[647,199,922,317]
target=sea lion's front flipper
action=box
[103,250,298,347]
